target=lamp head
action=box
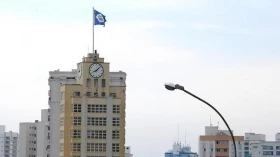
[165,83,176,91]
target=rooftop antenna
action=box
[210,116,212,126]
[185,129,187,147]
[178,124,179,144]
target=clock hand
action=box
[93,67,100,72]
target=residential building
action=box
[199,125,244,157]
[48,69,76,157]
[165,142,198,157]
[244,133,266,157]
[59,51,127,157]
[0,125,19,157]
[19,109,49,157]
[125,146,133,157]
[245,133,280,157]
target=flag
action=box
[94,10,107,26]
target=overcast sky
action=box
[1,0,280,156]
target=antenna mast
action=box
[178,124,179,143]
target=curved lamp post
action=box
[164,83,237,157]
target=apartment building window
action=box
[113,105,120,113]
[112,130,120,139]
[61,104,64,113]
[113,118,120,126]
[224,149,228,152]
[60,117,64,126]
[263,146,273,150]
[277,146,280,150]
[109,93,116,98]
[263,151,273,155]
[61,92,65,100]
[60,130,64,139]
[112,143,120,152]
[94,92,98,97]
[94,79,98,87]
[102,79,106,87]
[72,130,81,138]
[216,149,220,152]
[88,104,107,113]
[101,92,106,97]
[87,143,106,152]
[74,91,80,97]
[276,151,280,155]
[60,143,63,152]
[87,117,106,126]
[73,104,82,112]
[87,130,106,139]
[72,117,81,125]
[72,143,81,151]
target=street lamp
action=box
[164,83,237,157]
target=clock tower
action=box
[60,51,126,157]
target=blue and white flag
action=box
[94,10,107,26]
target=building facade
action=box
[125,146,133,157]
[199,125,244,157]
[245,133,280,157]
[0,125,19,157]
[19,109,49,157]
[59,52,127,157]
[165,142,198,157]
[244,133,266,157]
[48,69,77,157]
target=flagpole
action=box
[93,7,95,53]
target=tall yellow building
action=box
[60,51,126,157]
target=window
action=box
[101,92,106,97]
[277,146,280,150]
[216,149,220,152]
[87,143,106,152]
[73,104,82,113]
[60,117,64,126]
[61,104,64,113]
[263,146,273,150]
[86,92,91,96]
[113,118,120,126]
[102,79,106,87]
[88,104,107,113]
[87,130,106,139]
[86,78,91,87]
[72,117,81,125]
[263,151,273,155]
[113,105,120,113]
[73,91,80,97]
[87,117,106,126]
[109,93,116,98]
[60,143,63,152]
[224,149,228,152]
[72,130,81,138]
[60,130,64,139]
[61,92,65,100]
[112,143,120,152]
[94,92,98,97]
[72,143,81,151]
[112,130,119,139]
[94,79,98,87]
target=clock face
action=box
[77,63,82,78]
[89,63,104,78]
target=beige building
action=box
[59,51,126,157]
[199,125,245,157]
